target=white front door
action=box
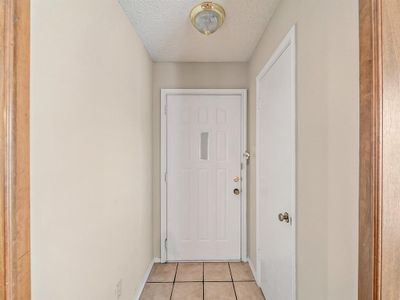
[257,28,296,300]
[164,91,245,261]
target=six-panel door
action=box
[166,94,242,261]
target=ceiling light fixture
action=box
[190,2,225,36]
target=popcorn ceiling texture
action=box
[118,0,281,62]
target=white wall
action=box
[30,1,153,299]
[152,63,248,257]
[248,0,359,299]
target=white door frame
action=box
[256,26,297,296]
[161,89,247,263]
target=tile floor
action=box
[140,262,265,300]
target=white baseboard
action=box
[134,257,157,300]
[248,258,259,286]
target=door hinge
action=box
[165,238,168,250]
[164,172,167,183]
[164,104,168,115]
[244,151,251,161]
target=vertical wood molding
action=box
[381,0,400,298]
[359,0,383,299]
[0,0,30,299]
[0,1,7,298]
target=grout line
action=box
[171,280,247,283]
[228,263,233,282]
[174,281,205,283]
[170,263,179,300]
[174,263,179,282]
[203,262,205,282]
[203,262,205,300]
[228,263,239,300]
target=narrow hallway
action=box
[140,262,264,300]
[26,0,361,299]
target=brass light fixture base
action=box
[190,2,226,35]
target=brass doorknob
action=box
[278,212,290,223]
[233,188,240,195]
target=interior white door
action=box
[166,93,242,261]
[257,31,296,300]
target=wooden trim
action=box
[0,0,31,299]
[0,3,6,296]
[359,0,383,299]
[381,0,400,298]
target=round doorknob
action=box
[278,212,290,223]
[233,188,240,195]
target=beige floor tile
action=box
[229,262,255,281]
[204,263,232,281]
[140,283,173,300]
[204,282,236,300]
[175,262,203,282]
[147,263,177,283]
[235,282,265,300]
[171,282,203,300]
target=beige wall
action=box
[152,63,249,257]
[248,0,359,299]
[30,1,153,299]
[31,0,359,298]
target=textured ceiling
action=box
[118,0,281,62]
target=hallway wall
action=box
[152,63,248,258]
[248,0,359,299]
[30,1,153,299]
[30,0,359,298]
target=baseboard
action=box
[247,258,259,286]
[134,257,157,300]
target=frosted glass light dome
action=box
[190,2,225,35]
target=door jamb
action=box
[358,0,383,299]
[255,25,297,297]
[0,0,31,299]
[160,89,248,263]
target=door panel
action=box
[167,94,242,261]
[257,38,296,299]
